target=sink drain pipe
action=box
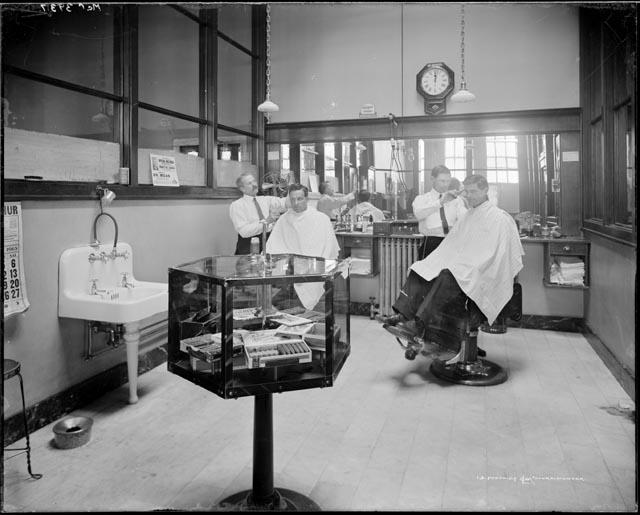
[83,318,167,360]
[84,321,124,360]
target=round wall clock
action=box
[416,62,455,116]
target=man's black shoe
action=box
[383,319,425,341]
[380,313,407,326]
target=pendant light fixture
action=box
[257,4,279,116]
[450,4,476,103]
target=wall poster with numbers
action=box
[4,202,29,317]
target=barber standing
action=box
[412,164,467,260]
[316,181,355,220]
[229,172,287,255]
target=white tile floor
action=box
[3,318,637,512]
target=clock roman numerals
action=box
[416,62,454,115]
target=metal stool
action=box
[3,359,42,480]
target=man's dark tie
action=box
[253,197,265,220]
[439,193,449,235]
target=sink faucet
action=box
[120,272,135,289]
[111,248,130,260]
[92,212,118,257]
[88,251,109,263]
[89,279,107,295]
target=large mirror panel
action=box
[366,134,558,222]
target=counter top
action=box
[335,232,589,243]
[520,236,589,243]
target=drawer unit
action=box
[548,242,589,256]
[543,239,590,288]
[335,232,378,277]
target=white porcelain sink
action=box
[58,242,168,324]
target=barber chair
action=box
[391,281,521,386]
[428,283,522,386]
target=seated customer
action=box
[266,183,340,310]
[347,190,385,222]
[384,174,524,345]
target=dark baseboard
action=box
[583,327,635,402]
[506,315,585,333]
[354,301,586,333]
[3,345,168,447]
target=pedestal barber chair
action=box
[397,272,522,386]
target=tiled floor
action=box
[3,318,636,511]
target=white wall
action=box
[270,3,579,122]
[3,200,237,417]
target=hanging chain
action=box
[459,4,466,82]
[265,3,272,99]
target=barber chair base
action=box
[430,357,508,386]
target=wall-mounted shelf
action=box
[543,239,590,289]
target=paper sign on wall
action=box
[562,151,579,162]
[150,154,180,187]
[4,202,30,317]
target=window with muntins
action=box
[580,6,636,244]
[2,4,266,200]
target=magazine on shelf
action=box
[233,307,263,320]
[241,329,295,347]
[275,323,314,338]
[269,312,314,326]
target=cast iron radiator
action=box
[377,235,423,317]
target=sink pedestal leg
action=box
[123,321,141,404]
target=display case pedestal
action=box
[218,394,320,511]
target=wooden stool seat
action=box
[4,359,21,381]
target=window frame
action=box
[3,4,267,201]
[580,7,636,246]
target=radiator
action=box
[377,236,423,316]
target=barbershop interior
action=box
[1,3,636,512]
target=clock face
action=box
[420,67,451,95]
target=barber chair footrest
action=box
[430,357,508,386]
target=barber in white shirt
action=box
[229,172,287,255]
[412,164,467,259]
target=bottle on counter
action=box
[355,214,363,232]
[250,237,260,255]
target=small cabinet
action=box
[335,232,379,277]
[543,239,590,288]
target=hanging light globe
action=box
[450,4,476,104]
[450,81,476,103]
[257,98,279,112]
[258,4,279,115]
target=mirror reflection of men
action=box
[347,190,385,222]
[267,183,340,310]
[316,181,355,220]
[412,164,467,259]
[229,172,287,255]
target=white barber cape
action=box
[410,200,524,325]
[266,207,340,310]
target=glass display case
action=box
[167,254,350,399]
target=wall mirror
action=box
[265,109,581,234]
[365,134,559,220]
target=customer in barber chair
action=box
[383,174,524,355]
[266,183,340,311]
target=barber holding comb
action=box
[229,172,288,255]
[412,164,467,260]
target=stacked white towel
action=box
[550,257,585,285]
